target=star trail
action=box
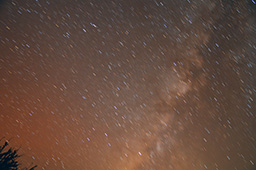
[0,0,255,169]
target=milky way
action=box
[0,0,255,170]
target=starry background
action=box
[0,0,255,170]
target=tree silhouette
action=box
[0,138,37,170]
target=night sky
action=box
[0,0,255,169]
